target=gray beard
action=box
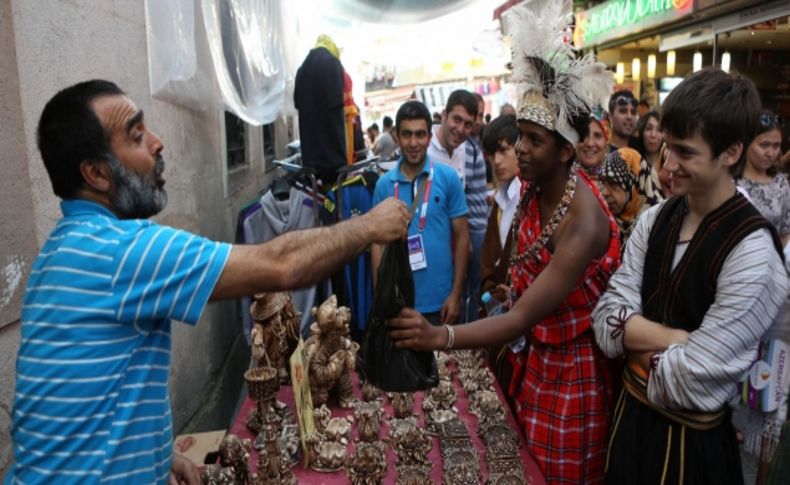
[106,155,167,219]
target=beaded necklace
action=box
[508,163,579,270]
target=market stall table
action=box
[230,363,546,484]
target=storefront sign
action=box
[574,0,694,48]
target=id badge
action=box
[407,234,427,271]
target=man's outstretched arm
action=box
[211,197,408,300]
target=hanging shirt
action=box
[294,46,346,172]
[240,186,329,338]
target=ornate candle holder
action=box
[245,367,278,431]
[244,367,295,485]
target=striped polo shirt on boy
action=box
[6,199,231,485]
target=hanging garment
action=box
[325,172,378,341]
[239,185,331,339]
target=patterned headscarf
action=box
[601,147,663,223]
[590,107,611,147]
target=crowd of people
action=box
[5,1,790,484]
[385,78,790,484]
[384,3,790,485]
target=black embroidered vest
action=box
[641,193,783,331]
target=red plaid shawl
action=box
[507,170,620,484]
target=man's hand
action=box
[440,292,462,325]
[364,197,410,244]
[169,454,200,485]
[491,284,510,304]
[388,307,445,351]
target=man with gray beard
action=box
[105,153,167,218]
[5,80,409,485]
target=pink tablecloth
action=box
[230,366,545,484]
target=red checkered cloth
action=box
[507,170,621,484]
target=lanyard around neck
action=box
[394,162,434,233]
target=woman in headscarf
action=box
[599,147,663,250]
[576,108,611,178]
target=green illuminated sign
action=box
[574,0,694,48]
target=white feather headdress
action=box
[504,0,613,145]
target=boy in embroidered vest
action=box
[388,2,621,482]
[592,68,789,484]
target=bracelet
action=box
[443,324,455,351]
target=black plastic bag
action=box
[362,239,438,392]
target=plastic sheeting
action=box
[146,0,292,126]
[326,0,479,24]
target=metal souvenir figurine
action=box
[218,434,251,485]
[304,431,348,472]
[482,423,521,461]
[361,381,381,402]
[388,417,432,466]
[425,409,458,434]
[244,366,279,433]
[201,464,235,485]
[486,458,527,485]
[313,404,353,444]
[345,440,388,485]
[435,418,470,440]
[243,367,295,484]
[461,366,496,394]
[395,463,433,485]
[441,447,482,485]
[470,389,507,428]
[423,380,457,417]
[250,292,299,382]
[354,400,384,442]
[303,295,357,408]
[391,392,414,419]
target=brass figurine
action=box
[218,434,251,485]
[303,295,357,408]
[391,392,414,419]
[354,400,384,442]
[304,431,348,472]
[395,463,433,485]
[345,440,388,485]
[388,417,431,466]
[313,404,353,445]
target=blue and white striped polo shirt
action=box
[6,199,231,485]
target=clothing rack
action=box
[272,153,302,172]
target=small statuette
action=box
[303,295,357,408]
[345,440,388,484]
